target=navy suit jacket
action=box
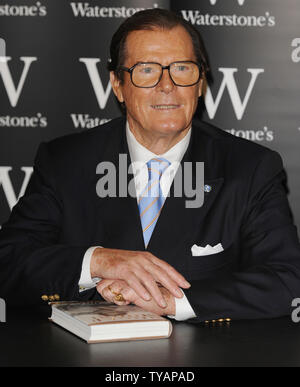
[1,116,300,322]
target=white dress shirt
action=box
[78,122,196,321]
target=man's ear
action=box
[110,71,124,103]
[198,78,204,98]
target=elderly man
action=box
[0,9,300,322]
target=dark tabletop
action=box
[1,306,300,367]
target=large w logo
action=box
[79,58,112,110]
[204,68,264,120]
[0,57,37,107]
[0,167,33,210]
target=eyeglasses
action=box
[118,61,202,88]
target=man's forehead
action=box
[124,26,195,62]
[126,25,191,44]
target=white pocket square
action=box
[191,243,224,256]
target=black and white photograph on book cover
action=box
[1,0,300,369]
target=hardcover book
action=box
[49,301,172,343]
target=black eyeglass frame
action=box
[118,61,203,88]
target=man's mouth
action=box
[151,104,180,110]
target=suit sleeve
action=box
[0,143,100,306]
[184,150,300,322]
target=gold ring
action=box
[114,293,125,302]
[108,286,125,302]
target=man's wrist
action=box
[167,295,176,316]
[79,246,102,291]
[90,247,104,278]
[161,288,175,316]
[170,289,197,321]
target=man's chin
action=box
[150,121,190,135]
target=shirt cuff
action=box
[168,289,197,321]
[79,246,102,292]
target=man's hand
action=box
[91,247,189,309]
[97,279,176,316]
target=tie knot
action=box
[146,157,170,179]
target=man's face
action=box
[110,26,203,139]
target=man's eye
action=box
[177,65,188,72]
[142,67,153,73]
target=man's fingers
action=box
[96,279,114,294]
[100,282,129,305]
[126,273,154,303]
[148,255,191,288]
[136,271,168,308]
[94,249,190,308]
[107,281,137,305]
[145,262,184,299]
[122,258,185,307]
[102,287,115,303]
[120,286,138,303]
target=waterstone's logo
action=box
[0,113,47,128]
[181,2,275,28]
[0,2,46,17]
[71,114,111,130]
[226,126,274,143]
[0,298,5,323]
[70,2,159,18]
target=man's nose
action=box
[157,68,175,93]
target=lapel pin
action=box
[204,185,212,193]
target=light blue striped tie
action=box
[138,157,171,248]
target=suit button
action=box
[218,318,224,322]
[48,295,55,301]
[41,295,48,301]
[225,318,231,322]
[54,294,60,301]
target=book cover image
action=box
[54,302,164,325]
